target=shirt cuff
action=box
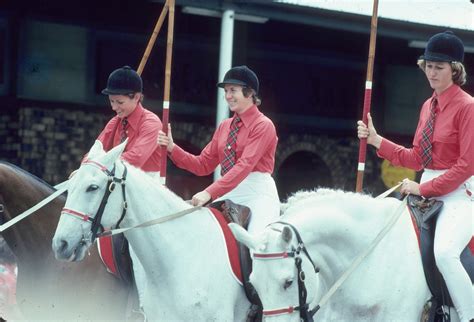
[377,138,397,159]
[419,181,435,197]
[169,144,185,161]
[205,185,219,201]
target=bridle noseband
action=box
[253,221,320,322]
[61,159,128,242]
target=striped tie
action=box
[221,116,241,176]
[420,98,438,168]
[120,118,128,143]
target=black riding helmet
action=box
[217,65,259,95]
[420,31,464,63]
[102,66,143,95]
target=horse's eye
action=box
[283,279,293,290]
[86,184,99,192]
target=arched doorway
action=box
[276,151,333,201]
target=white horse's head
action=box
[230,222,320,322]
[52,140,128,261]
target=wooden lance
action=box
[137,0,169,76]
[356,0,379,193]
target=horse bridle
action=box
[253,221,320,322]
[61,159,128,242]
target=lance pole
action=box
[137,0,169,76]
[356,0,379,193]
[160,0,175,184]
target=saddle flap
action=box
[208,199,251,229]
[407,195,443,228]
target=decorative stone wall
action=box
[276,134,384,194]
[0,107,21,165]
[2,104,109,184]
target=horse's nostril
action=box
[58,239,68,253]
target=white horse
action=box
[230,189,462,322]
[52,140,250,321]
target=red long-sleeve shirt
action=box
[170,105,277,200]
[96,103,162,172]
[378,84,474,197]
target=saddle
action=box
[407,195,474,321]
[208,200,262,322]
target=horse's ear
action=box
[99,139,128,167]
[88,140,105,159]
[282,226,293,244]
[228,223,259,251]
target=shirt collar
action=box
[123,103,144,130]
[235,105,260,128]
[432,84,461,112]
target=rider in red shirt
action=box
[97,66,162,176]
[358,31,473,322]
[158,66,280,235]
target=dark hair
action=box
[126,93,144,102]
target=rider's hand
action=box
[191,190,211,207]
[400,178,421,196]
[357,113,382,149]
[157,124,174,152]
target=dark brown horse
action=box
[0,161,131,320]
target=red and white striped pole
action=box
[134,0,170,184]
[160,0,175,185]
[356,0,379,193]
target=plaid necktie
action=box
[120,118,128,143]
[221,116,241,176]
[420,98,438,168]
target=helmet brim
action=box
[216,79,248,88]
[101,88,136,95]
[419,52,457,63]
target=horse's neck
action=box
[121,167,220,281]
[287,197,398,285]
[0,168,63,262]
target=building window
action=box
[0,18,8,95]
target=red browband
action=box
[82,159,108,172]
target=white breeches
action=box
[421,170,473,321]
[216,172,281,235]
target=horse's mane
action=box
[119,160,191,210]
[281,188,376,214]
[0,160,56,192]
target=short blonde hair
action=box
[242,87,262,106]
[417,59,467,86]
